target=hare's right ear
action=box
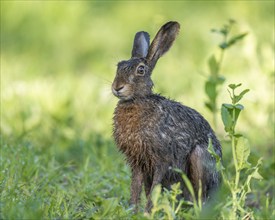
[146,21,180,70]
[131,31,150,58]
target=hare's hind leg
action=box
[143,173,152,199]
[145,164,168,212]
[188,146,207,199]
[188,146,218,200]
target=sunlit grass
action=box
[1,1,274,219]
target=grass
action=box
[1,138,130,219]
[1,1,274,219]
[1,114,273,219]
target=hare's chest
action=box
[113,102,160,154]
[113,105,143,146]
[113,103,158,170]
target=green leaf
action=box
[181,173,196,201]
[205,102,214,111]
[219,42,227,50]
[220,29,228,36]
[95,198,119,218]
[234,89,250,103]
[207,138,220,161]
[208,55,219,76]
[233,105,242,124]
[217,76,226,84]
[220,24,229,36]
[208,138,224,172]
[226,33,248,48]
[229,83,242,90]
[205,80,217,101]
[171,182,181,192]
[221,104,233,132]
[236,137,251,170]
[235,104,244,110]
[151,184,162,207]
[251,157,263,180]
[234,133,243,138]
[223,103,234,109]
[219,42,227,49]
[240,88,250,97]
[220,33,248,49]
[251,169,263,180]
[229,19,236,24]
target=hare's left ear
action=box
[147,21,180,70]
[131,31,150,58]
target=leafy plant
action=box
[150,83,262,219]
[213,83,263,219]
[205,20,248,127]
[149,170,202,220]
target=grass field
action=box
[1,1,274,219]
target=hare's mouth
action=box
[113,93,133,101]
[112,86,133,100]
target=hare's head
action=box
[112,21,180,101]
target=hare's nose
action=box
[114,85,124,92]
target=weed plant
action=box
[204,20,247,128]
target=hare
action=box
[112,21,222,212]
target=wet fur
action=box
[112,21,222,212]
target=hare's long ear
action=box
[146,21,180,70]
[131,31,150,58]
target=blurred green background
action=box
[0,1,274,218]
[2,0,273,150]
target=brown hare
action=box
[112,21,222,212]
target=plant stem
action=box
[230,105,241,218]
[212,49,225,129]
[231,187,238,218]
[217,48,225,76]
[231,101,240,187]
[231,134,240,219]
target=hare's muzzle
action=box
[113,85,124,94]
[112,82,126,98]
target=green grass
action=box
[1,1,274,219]
[1,138,131,219]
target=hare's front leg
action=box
[130,168,143,212]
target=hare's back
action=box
[150,95,214,136]
[149,95,221,159]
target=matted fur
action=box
[112,21,222,212]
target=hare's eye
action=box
[137,65,145,75]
